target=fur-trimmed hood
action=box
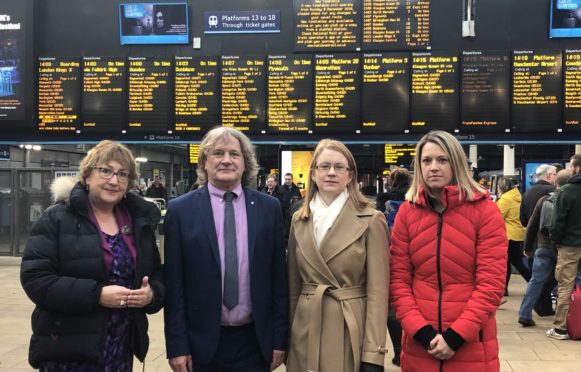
[50,176,80,205]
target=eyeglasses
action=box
[315,163,350,174]
[94,167,129,183]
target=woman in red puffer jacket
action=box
[390,130,507,372]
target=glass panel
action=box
[16,171,53,255]
[0,171,12,255]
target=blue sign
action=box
[0,145,9,161]
[204,11,281,34]
[557,0,581,10]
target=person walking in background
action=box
[518,169,570,327]
[376,167,410,215]
[390,130,507,371]
[146,175,168,203]
[287,139,389,372]
[262,173,288,217]
[164,127,288,372]
[546,154,581,340]
[496,177,531,298]
[20,140,165,370]
[282,172,302,206]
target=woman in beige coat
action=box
[287,139,389,372]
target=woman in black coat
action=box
[20,140,165,371]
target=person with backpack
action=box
[518,169,570,327]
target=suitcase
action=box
[566,284,581,340]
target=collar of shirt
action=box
[208,182,243,202]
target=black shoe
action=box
[391,354,400,366]
[534,306,555,317]
[518,317,536,327]
[504,288,509,296]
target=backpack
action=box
[538,193,556,239]
[384,200,404,230]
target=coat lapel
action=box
[244,188,257,268]
[319,200,370,263]
[199,187,221,267]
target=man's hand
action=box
[270,350,286,371]
[169,355,192,372]
[427,334,455,360]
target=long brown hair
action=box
[297,139,371,219]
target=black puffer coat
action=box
[20,178,165,368]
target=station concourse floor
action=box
[1,257,580,371]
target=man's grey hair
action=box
[535,164,557,180]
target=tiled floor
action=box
[1,256,579,371]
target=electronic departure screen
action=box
[267,55,313,133]
[362,0,430,50]
[127,56,172,133]
[361,53,409,133]
[174,56,219,133]
[461,51,510,133]
[384,144,415,166]
[564,49,581,132]
[37,57,81,132]
[294,0,360,51]
[81,57,127,133]
[314,54,360,133]
[512,50,562,133]
[221,56,266,133]
[410,51,459,133]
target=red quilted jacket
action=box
[390,185,507,372]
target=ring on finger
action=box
[120,300,126,307]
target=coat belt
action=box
[302,283,366,372]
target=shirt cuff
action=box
[414,325,438,349]
[442,328,465,352]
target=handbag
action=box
[566,284,581,340]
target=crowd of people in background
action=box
[17,129,581,372]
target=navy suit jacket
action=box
[164,186,289,364]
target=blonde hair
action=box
[79,140,138,189]
[196,127,259,187]
[297,139,372,219]
[406,131,486,203]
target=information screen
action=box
[294,0,360,51]
[267,55,313,133]
[361,53,409,133]
[564,49,581,132]
[362,0,430,50]
[127,56,172,133]
[174,56,219,133]
[461,51,510,133]
[511,50,562,133]
[81,57,126,133]
[410,51,459,133]
[221,56,266,133]
[384,143,415,166]
[314,54,360,133]
[37,57,81,132]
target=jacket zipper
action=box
[437,212,444,372]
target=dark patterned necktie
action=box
[223,191,238,310]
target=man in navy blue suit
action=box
[164,127,289,372]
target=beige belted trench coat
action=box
[286,199,389,372]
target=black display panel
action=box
[174,56,219,133]
[221,56,266,133]
[294,0,360,52]
[127,56,172,133]
[267,55,313,133]
[361,53,409,133]
[384,143,415,166]
[314,54,360,133]
[362,0,430,50]
[512,50,562,133]
[0,0,27,121]
[564,49,581,132]
[37,57,81,132]
[461,51,510,133]
[81,57,126,133]
[410,51,459,133]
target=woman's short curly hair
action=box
[78,140,138,189]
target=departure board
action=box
[127,56,172,133]
[221,56,266,133]
[37,57,81,132]
[564,50,581,132]
[410,51,459,132]
[461,51,510,133]
[294,0,360,51]
[314,54,360,133]
[81,57,126,133]
[512,50,562,133]
[267,55,313,133]
[362,0,430,50]
[174,56,219,133]
[361,53,409,133]
[384,144,415,165]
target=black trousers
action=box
[506,239,531,289]
[193,323,269,372]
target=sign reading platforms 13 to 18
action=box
[204,11,281,33]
